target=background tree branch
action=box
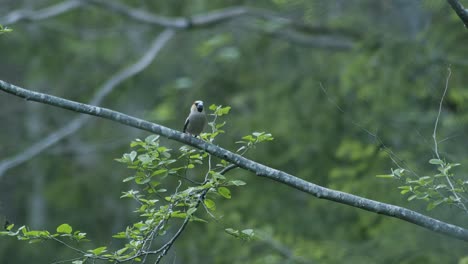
[1,0,357,49]
[82,0,357,48]
[1,80,468,243]
[0,0,82,24]
[0,29,174,178]
[0,0,356,176]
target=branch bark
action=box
[82,0,357,48]
[447,0,468,27]
[0,0,82,24]
[1,80,468,242]
[0,29,174,178]
[1,0,356,50]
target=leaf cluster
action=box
[0,105,273,263]
[378,159,468,211]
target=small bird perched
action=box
[183,100,207,136]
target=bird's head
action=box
[193,100,204,112]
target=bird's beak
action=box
[196,103,203,112]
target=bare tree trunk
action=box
[26,103,46,228]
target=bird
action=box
[183,100,207,136]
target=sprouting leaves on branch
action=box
[0,25,12,34]
[378,158,468,212]
[0,104,273,263]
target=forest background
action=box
[1,0,468,263]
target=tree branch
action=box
[0,0,82,24]
[1,0,356,50]
[81,0,248,29]
[82,0,356,49]
[1,80,468,242]
[447,0,468,27]
[0,29,175,178]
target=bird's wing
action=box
[183,117,190,133]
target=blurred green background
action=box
[1,0,468,263]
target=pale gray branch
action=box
[1,0,82,24]
[1,80,468,242]
[2,0,356,50]
[83,0,355,49]
[0,29,175,178]
[80,0,265,29]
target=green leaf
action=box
[135,176,151,185]
[171,211,188,218]
[225,228,239,236]
[187,207,197,215]
[5,223,14,231]
[137,154,153,164]
[145,134,159,143]
[89,246,107,255]
[242,135,255,142]
[116,247,129,255]
[0,25,12,34]
[209,104,217,111]
[129,151,137,162]
[215,121,226,129]
[73,232,87,241]
[241,229,254,236]
[56,224,72,234]
[204,199,216,211]
[28,238,44,244]
[190,154,201,159]
[376,174,394,178]
[426,202,436,211]
[151,169,168,176]
[429,159,443,165]
[400,189,410,195]
[122,176,135,182]
[113,232,126,239]
[218,106,231,116]
[229,180,247,186]
[236,146,246,152]
[258,133,274,141]
[218,187,231,199]
[392,168,405,177]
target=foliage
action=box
[378,158,468,212]
[0,25,12,34]
[2,1,468,263]
[0,105,273,263]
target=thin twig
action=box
[50,236,90,256]
[319,82,419,177]
[432,69,451,160]
[432,67,468,212]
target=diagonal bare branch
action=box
[0,29,175,178]
[447,0,468,27]
[1,80,468,242]
[0,0,82,25]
